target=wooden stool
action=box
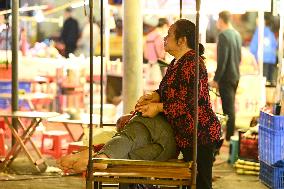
[0,128,6,157]
[41,130,69,159]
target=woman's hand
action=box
[135,103,163,118]
[135,92,160,108]
[209,80,219,89]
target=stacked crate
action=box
[0,80,31,109]
[259,111,284,189]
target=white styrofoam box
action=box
[82,125,116,146]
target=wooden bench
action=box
[92,158,193,188]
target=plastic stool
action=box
[228,135,239,164]
[0,128,6,157]
[67,141,87,154]
[0,118,11,138]
[41,130,69,159]
[0,119,5,130]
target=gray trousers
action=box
[99,122,164,160]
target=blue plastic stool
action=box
[228,135,239,164]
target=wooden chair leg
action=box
[93,181,102,189]
[119,183,131,189]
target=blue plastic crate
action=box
[260,161,284,189]
[260,111,284,131]
[0,98,31,110]
[259,126,284,165]
[0,98,9,109]
[0,81,31,93]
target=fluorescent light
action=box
[71,1,89,9]
[35,10,44,22]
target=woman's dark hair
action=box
[174,19,204,55]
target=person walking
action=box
[209,11,242,142]
[60,7,79,58]
[250,14,278,85]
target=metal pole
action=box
[276,13,284,102]
[11,0,19,146]
[192,0,200,188]
[180,0,182,19]
[100,0,104,128]
[257,11,264,81]
[86,0,94,188]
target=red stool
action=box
[0,128,6,157]
[41,130,69,159]
[0,118,11,139]
[0,119,5,130]
[67,141,87,154]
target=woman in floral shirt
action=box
[135,19,221,189]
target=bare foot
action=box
[72,153,108,172]
[93,153,108,169]
[57,150,109,173]
[56,149,89,171]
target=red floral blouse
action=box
[157,50,221,148]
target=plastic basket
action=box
[0,81,31,94]
[260,161,284,189]
[260,111,284,131]
[259,126,284,165]
[239,130,258,162]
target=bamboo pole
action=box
[191,0,201,188]
[180,0,183,18]
[100,0,104,128]
[86,0,94,188]
[11,0,19,146]
[276,11,284,102]
[257,11,264,82]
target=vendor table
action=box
[47,118,88,142]
[47,118,116,142]
[0,111,59,172]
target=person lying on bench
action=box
[57,113,177,173]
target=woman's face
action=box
[164,24,179,56]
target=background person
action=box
[209,11,242,142]
[76,17,100,57]
[249,13,278,85]
[60,7,79,58]
[143,15,165,89]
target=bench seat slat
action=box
[94,166,191,179]
[93,158,191,167]
[93,177,191,186]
